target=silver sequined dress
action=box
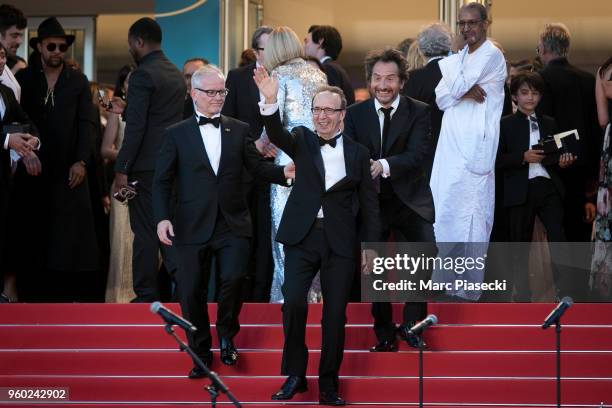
[269,58,327,303]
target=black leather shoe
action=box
[319,390,346,406]
[398,324,427,349]
[220,337,239,365]
[369,339,398,352]
[188,351,213,379]
[0,293,10,303]
[271,376,307,400]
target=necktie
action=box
[528,114,539,132]
[319,134,341,148]
[198,116,220,128]
[380,107,393,158]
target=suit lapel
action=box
[248,64,261,110]
[366,99,382,158]
[189,117,215,175]
[306,130,325,185]
[0,86,8,121]
[384,97,408,155]
[218,116,232,174]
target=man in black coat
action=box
[305,25,355,106]
[0,79,39,303]
[113,18,186,302]
[344,48,435,352]
[154,65,291,376]
[255,66,380,405]
[16,17,99,302]
[536,23,601,244]
[222,26,276,301]
[402,23,451,151]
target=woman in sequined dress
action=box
[263,26,327,303]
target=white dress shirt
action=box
[259,101,346,218]
[196,110,222,175]
[527,113,550,180]
[0,67,20,102]
[374,95,400,177]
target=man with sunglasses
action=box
[16,17,100,301]
[113,17,186,303]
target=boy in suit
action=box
[496,72,575,300]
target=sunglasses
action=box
[46,42,69,52]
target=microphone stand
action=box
[416,334,425,408]
[163,324,242,408]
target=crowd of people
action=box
[1,2,611,404]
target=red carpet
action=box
[0,302,611,407]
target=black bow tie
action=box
[198,116,220,128]
[318,134,341,148]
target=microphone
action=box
[542,297,573,329]
[408,314,438,336]
[150,302,197,332]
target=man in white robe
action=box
[430,2,507,300]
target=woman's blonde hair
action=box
[406,40,426,72]
[263,26,304,71]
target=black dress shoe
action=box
[0,293,10,303]
[188,351,213,379]
[319,390,346,406]
[271,376,307,400]
[369,339,398,352]
[219,337,239,365]
[398,324,427,349]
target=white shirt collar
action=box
[195,110,221,120]
[374,94,400,113]
[320,56,332,64]
[427,56,444,64]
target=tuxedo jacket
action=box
[222,62,263,141]
[344,96,435,223]
[262,110,380,258]
[496,111,564,207]
[0,83,37,192]
[322,59,355,106]
[115,50,186,174]
[153,115,287,245]
[402,59,443,147]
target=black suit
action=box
[222,62,274,301]
[497,111,571,299]
[538,57,602,243]
[402,58,443,149]
[262,109,380,392]
[0,84,37,297]
[153,114,286,361]
[322,59,355,106]
[344,96,435,342]
[115,50,186,302]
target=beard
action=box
[43,55,64,68]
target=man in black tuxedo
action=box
[113,18,186,302]
[344,48,435,352]
[153,65,291,376]
[0,80,39,302]
[497,72,575,300]
[182,57,208,119]
[222,26,277,302]
[401,23,451,150]
[305,25,355,106]
[536,23,601,244]
[254,67,380,405]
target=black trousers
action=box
[372,197,435,343]
[175,215,249,361]
[507,177,570,300]
[281,219,354,393]
[246,177,273,302]
[0,184,6,296]
[128,171,176,302]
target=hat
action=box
[29,17,75,49]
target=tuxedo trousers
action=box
[175,214,249,361]
[128,171,176,302]
[372,196,435,342]
[281,219,354,392]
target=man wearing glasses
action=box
[254,67,380,406]
[154,65,293,377]
[430,2,507,300]
[113,18,185,303]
